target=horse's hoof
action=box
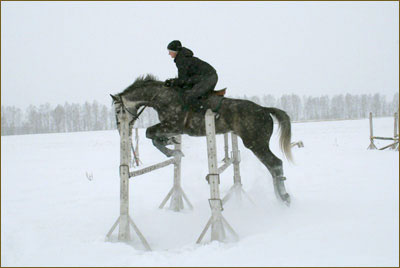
[281,193,291,207]
[273,176,290,206]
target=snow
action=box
[1,117,398,267]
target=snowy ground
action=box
[1,117,398,267]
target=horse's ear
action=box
[110,94,119,102]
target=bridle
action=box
[115,90,161,125]
[120,97,147,122]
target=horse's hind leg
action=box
[146,123,183,158]
[241,136,291,206]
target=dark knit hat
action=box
[167,40,182,52]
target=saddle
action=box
[183,90,226,128]
[212,88,227,96]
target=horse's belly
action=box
[184,126,206,137]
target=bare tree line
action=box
[1,92,398,136]
[246,92,399,122]
[1,101,158,136]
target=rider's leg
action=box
[184,73,218,111]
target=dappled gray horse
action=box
[111,74,293,205]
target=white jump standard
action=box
[128,134,192,211]
[155,135,193,211]
[130,128,141,167]
[106,108,193,250]
[219,132,254,205]
[106,110,151,251]
[197,110,239,243]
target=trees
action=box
[1,93,398,136]
[330,95,345,119]
[1,106,23,135]
[51,105,65,133]
[371,93,382,116]
[392,92,399,113]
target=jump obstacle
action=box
[106,111,193,250]
[106,111,152,250]
[367,112,399,151]
[219,132,255,205]
[130,128,141,167]
[196,109,240,243]
[106,108,255,249]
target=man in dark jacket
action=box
[164,40,218,111]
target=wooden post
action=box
[131,128,141,167]
[158,135,193,211]
[170,135,183,210]
[396,110,400,151]
[118,114,131,241]
[197,110,238,243]
[367,112,377,150]
[222,133,230,163]
[231,134,241,186]
[135,128,140,162]
[128,122,133,168]
[106,110,151,251]
[222,133,254,205]
[392,112,398,150]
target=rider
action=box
[164,40,218,111]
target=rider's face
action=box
[168,50,177,58]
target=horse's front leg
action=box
[146,123,184,158]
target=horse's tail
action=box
[265,107,293,163]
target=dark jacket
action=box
[174,47,217,88]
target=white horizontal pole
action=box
[217,158,234,174]
[129,158,176,178]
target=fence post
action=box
[222,133,254,205]
[197,110,238,243]
[106,111,151,251]
[392,112,398,150]
[222,133,230,163]
[135,128,140,161]
[118,114,131,240]
[231,134,242,186]
[367,112,377,150]
[159,135,193,211]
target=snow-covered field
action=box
[1,117,398,267]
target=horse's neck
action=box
[148,87,180,119]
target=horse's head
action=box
[110,94,124,116]
[111,74,175,127]
[110,93,138,130]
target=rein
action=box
[121,99,146,122]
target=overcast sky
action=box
[1,1,399,109]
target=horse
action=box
[111,74,293,205]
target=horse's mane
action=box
[122,74,163,94]
[132,74,160,87]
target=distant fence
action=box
[367,112,399,151]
